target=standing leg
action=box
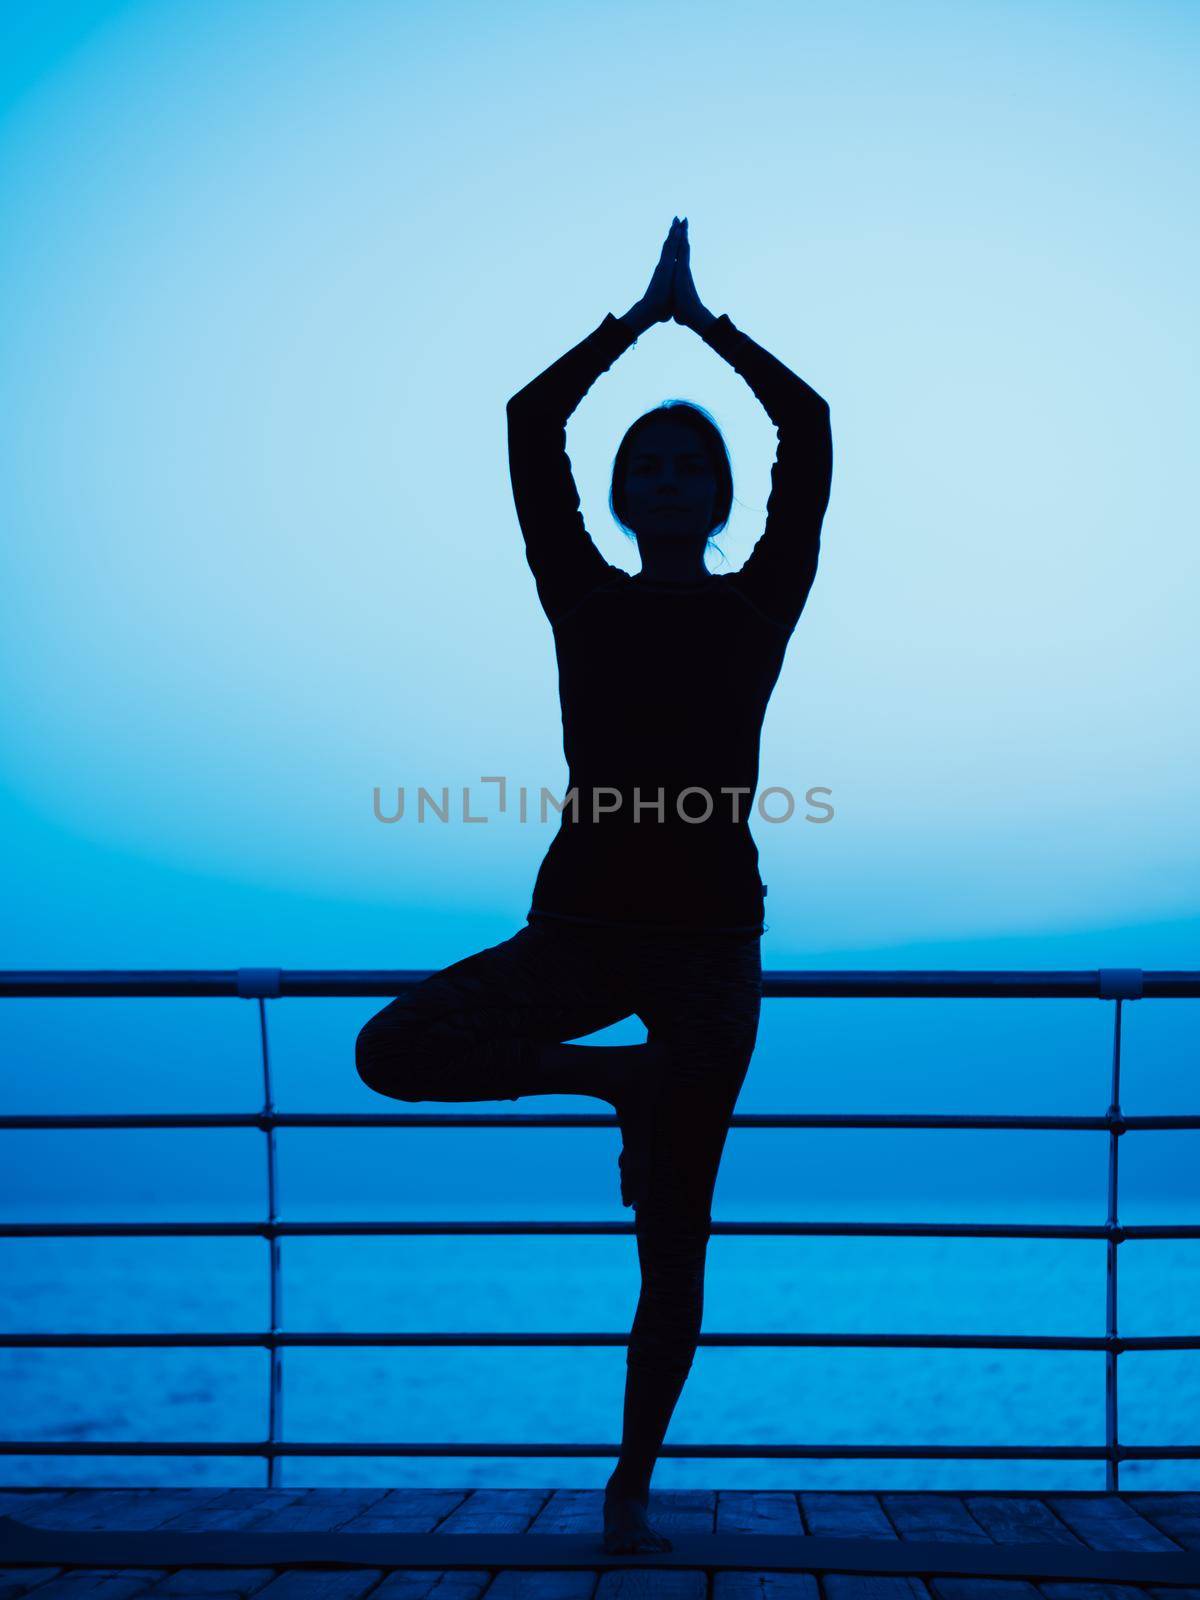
[603,928,762,1553]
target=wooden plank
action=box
[717,1492,805,1535]
[18,1489,227,1532]
[798,1494,897,1542]
[961,1498,1083,1548]
[824,1575,927,1600]
[155,1484,462,1600]
[950,1492,1199,1600]
[881,1496,990,1545]
[710,1497,825,1600]
[927,1580,1035,1600]
[434,1489,550,1534]
[922,1496,1067,1600]
[886,1494,1043,1600]
[0,1494,76,1522]
[715,1573,820,1600]
[336,1488,471,1534]
[0,1572,64,1600]
[233,1488,391,1532]
[3,1574,171,1600]
[1013,1585,1146,1600]
[2,1488,264,1600]
[156,1489,307,1531]
[2,1520,1199,1581]
[250,1575,384,1600]
[595,1572,702,1598]
[714,1493,817,1600]
[800,1493,932,1600]
[369,1575,492,1600]
[527,1490,605,1536]
[1045,1497,1182,1553]
[647,1491,716,1540]
[490,1570,597,1599]
[1126,1494,1200,1550]
[143,1569,276,1595]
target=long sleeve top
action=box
[506,310,833,933]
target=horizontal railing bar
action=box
[1,970,1198,999]
[3,967,1187,1484]
[1,1440,1196,1460]
[1,1220,1195,1239]
[2,1111,1196,1131]
[2,1331,1197,1351]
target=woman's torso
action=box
[528,569,794,932]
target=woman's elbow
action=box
[816,398,832,449]
[507,384,540,418]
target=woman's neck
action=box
[634,547,711,584]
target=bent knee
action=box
[355,1012,440,1101]
[355,1018,399,1097]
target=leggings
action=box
[354,915,762,1484]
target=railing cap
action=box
[1098,968,1144,1000]
[236,967,282,999]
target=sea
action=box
[1,992,1197,1492]
[2,1210,1197,1493]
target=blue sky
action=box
[1,0,1197,973]
[1,1,1197,1214]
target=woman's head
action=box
[609,402,732,555]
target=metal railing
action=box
[1,964,1198,1491]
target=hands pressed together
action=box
[623,217,716,337]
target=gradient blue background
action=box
[1,0,1196,1491]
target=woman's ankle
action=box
[533,1041,645,1106]
[605,1468,651,1504]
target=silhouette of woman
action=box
[356,217,833,1554]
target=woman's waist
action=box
[551,781,761,826]
[541,820,761,871]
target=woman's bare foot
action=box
[527,1039,666,1208]
[613,1040,666,1209]
[603,1481,672,1553]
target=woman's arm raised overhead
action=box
[506,220,683,626]
[701,314,832,631]
[674,219,833,633]
[506,314,636,625]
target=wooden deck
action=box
[1,1487,1199,1595]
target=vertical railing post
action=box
[238,968,284,1489]
[1098,968,1142,1494]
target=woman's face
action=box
[621,418,718,543]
